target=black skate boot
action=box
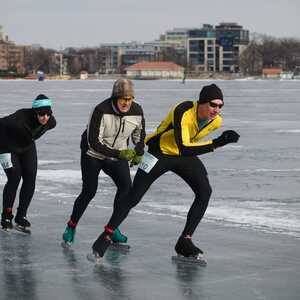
[87,226,113,263]
[1,210,14,232]
[15,215,31,234]
[173,235,206,265]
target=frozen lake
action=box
[0,79,300,300]
[1,79,299,237]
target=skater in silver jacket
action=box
[62,78,145,247]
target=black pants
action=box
[70,151,132,223]
[107,154,212,236]
[2,143,37,217]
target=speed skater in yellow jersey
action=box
[89,83,240,263]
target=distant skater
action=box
[0,94,56,232]
[62,78,145,247]
[90,83,240,261]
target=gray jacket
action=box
[81,97,145,160]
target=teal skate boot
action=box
[111,228,127,243]
[62,221,76,248]
[110,228,130,250]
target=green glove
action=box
[118,149,136,161]
[130,154,143,166]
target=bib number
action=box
[0,153,13,169]
[138,152,158,174]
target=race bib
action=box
[0,153,13,169]
[138,152,158,174]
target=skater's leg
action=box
[92,157,170,257]
[63,152,102,245]
[107,158,168,229]
[102,159,132,210]
[2,153,21,212]
[16,144,37,222]
[103,159,132,243]
[173,157,212,237]
[69,152,102,223]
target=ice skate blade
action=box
[110,242,130,251]
[87,252,102,264]
[172,254,207,266]
[1,227,12,233]
[15,225,31,234]
[61,241,73,249]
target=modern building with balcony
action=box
[215,22,249,72]
[186,24,217,73]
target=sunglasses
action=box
[118,96,134,104]
[37,111,52,117]
[209,102,224,109]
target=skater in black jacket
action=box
[0,94,56,232]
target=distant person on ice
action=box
[62,78,146,247]
[0,94,56,232]
[90,83,240,261]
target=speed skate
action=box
[87,251,102,264]
[14,224,31,234]
[110,242,130,251]
[172,253,207,265]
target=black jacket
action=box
[0,108,56,154]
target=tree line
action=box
[240,33,300,75]
[22,34,300,76]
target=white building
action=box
[126,61,184,79]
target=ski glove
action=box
[130,154,143,166]
[212,130,240,148]
[118,149,136,161]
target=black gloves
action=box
[212,130,240,148]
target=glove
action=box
[118,149,136,161]
[212,130,240,148]
[130,154,143,166]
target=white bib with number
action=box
[138,152,158,174]
[0,153,13,169]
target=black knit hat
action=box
[198,84,223,104]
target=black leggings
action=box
[107,155,212,236]
[70,151,132,223]
[2,143,37,217]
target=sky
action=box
[0,0,299,49]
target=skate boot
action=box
[1,210,13,231]
[173,235,206,264]
[111,228,127,243]
[110,227,130,250]
[62,220,76,248]
[15,215,31,234]
[87,226,113,263]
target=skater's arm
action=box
[173,102,216,156]
[131,107,146,156]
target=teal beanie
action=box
[32,94,52,109]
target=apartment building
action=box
[177,23,249,73]
[0,33,25,74]
[215,22,249,72]
[186,24,216,72]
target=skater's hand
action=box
[118,149,136,161]
[212,130,240,148]
[130,154,143,167]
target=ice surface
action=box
[1,79,300,299]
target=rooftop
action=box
[127,61,184,71]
